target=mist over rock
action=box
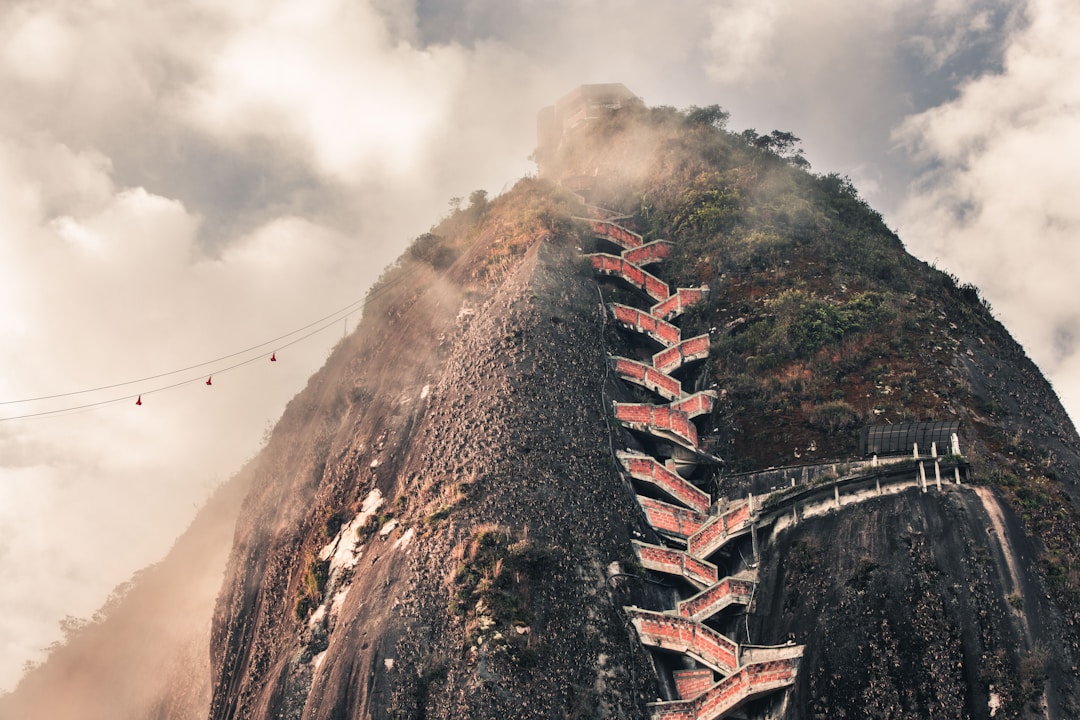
[0,466,253,720]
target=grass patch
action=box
[294,555,330,620]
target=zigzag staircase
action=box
[571,193,804,720]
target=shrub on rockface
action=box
[670,170,743,240]
[806,401,860,434]
[449,525,556,666]
[407,233,459,271]
[294,556,330,620]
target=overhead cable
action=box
[0,262,423,421]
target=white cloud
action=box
[1,7,76,85]
[186,0,470,183]
[895,0,1080,422]
[703,0,783,85]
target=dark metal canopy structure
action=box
[861,420,961,457]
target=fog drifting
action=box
[1,0,1077,690]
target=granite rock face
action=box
[207,192,659,720]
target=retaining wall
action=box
[571,205,628,222]
[619,451,710,514]
[626,608,743,677]
[613,402,699,449]
[651,287,710,321]
[609,303,682,347]
[687,502,753,559]
[648,653,802,720]
[633,540,719,588]
[623,241,673,267]
[584,218,643,249]
[636,496,707,538]
[670,391,717,419]
[673,669,715,701]
[754,458,969,527]
[626,607,740,674]
[610,357,683,401]
[591,254,670,301]
[677,576,756,621]
[650,704,697,720]
[653,335,711,375]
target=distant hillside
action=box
[0,464,252,720]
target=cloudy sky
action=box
[1,0,1078,690]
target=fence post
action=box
[751,522,760,564]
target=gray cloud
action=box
[0,0,1073,691]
